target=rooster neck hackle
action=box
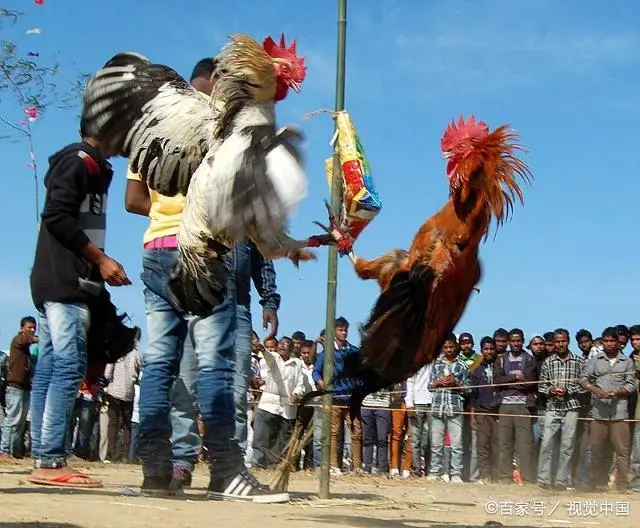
[212,35,278,139]
[449,124,533,236]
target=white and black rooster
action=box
[81,34,316,315]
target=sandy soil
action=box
[0,459,638,528]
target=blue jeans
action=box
[537,410,579,486]
[429,414,463,477]
[0,386,30,456]
[170,305,254,469]
[72,397,98,460]
[140,249,241,479]
[170,317,206,471]
[31,301,90,468]
[233,304,253,453]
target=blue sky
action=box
[1,0,639,351]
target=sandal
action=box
[28,470,103,488]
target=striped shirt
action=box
[538,352,584,412]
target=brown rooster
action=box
[333,115,533,418]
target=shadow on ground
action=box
[286,516,518,528]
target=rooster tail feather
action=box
[355,264,435,397]
[169,248,230,317]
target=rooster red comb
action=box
[441,114,490,152]
[263,34,307,80]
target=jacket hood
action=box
[45,142,112,187]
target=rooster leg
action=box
[354,249,409,290]
[251,232,317,267]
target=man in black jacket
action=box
[27,122,130,488]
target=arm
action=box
[125,172,151,216]
[405,375,415,408]
[250,241,281,313]
[42,154,128,284]
[103,363,115,385]
[566,360,584,395]
[618,362,637,396]
[538,359,550,395]
[312,351,324,387]
[249,241,281,339]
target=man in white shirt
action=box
[251,338,306,468]
[405,363,434,476]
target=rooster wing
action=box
[82,52,216,196]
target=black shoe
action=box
[141,476,175,498]
[207,467,290,503]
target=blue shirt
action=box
[312,341,363,398]
[230,239,280,312]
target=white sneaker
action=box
[389,468,400,477]
[371,467,379,475]
[426,474,441,482]
[475,479,485,485]
[450,476,463,484]
[330,467,343,476]
[441,474,450,482]
[402,469,411,479]
[207,468,290,504]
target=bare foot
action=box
[28,466,103,488]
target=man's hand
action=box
[98,255,131,286]
[263,310,278,340]
[613,388,630,398]
[316,380,325,390]
[291,393,301,405]
[316,335,325,348]
[592,387,607,399]
[550,386,567,398]
[515,373,525,381]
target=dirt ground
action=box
[0,459,638,528]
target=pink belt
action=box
[144,234,178,249]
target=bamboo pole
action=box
[318,0,347,500]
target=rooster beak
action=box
[289,80,301,93]
[442,151,452,159]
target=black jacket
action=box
[30,142,113,308]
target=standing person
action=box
[536,329,583,490]
[361,387,392,474]
[405,364,433,477]
[312,317,362,474]
[580,327,636,492]
[470,336,499,484]
[103,332,142,462]
[125,58,288,502]
[458,332,480,482]
[426,334,468,483]
[494,328,536,483]
[27,124,131,487]
[0,317,38,458]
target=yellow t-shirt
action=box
[128,92,221,245]
[127,168,185,244]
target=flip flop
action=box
[28,471,103,488]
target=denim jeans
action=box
[72,397,98,460]
[537,410,579,486]
[140,249,241,479]
[361,408,391,472]
[170,304,254,469]
[409,404,431,473]
[429,414,463,477]
[233,304,253,453]
[0,386,30,456]
[170,319,199,471]
[31,301,90,468]
[630,420,640,490]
